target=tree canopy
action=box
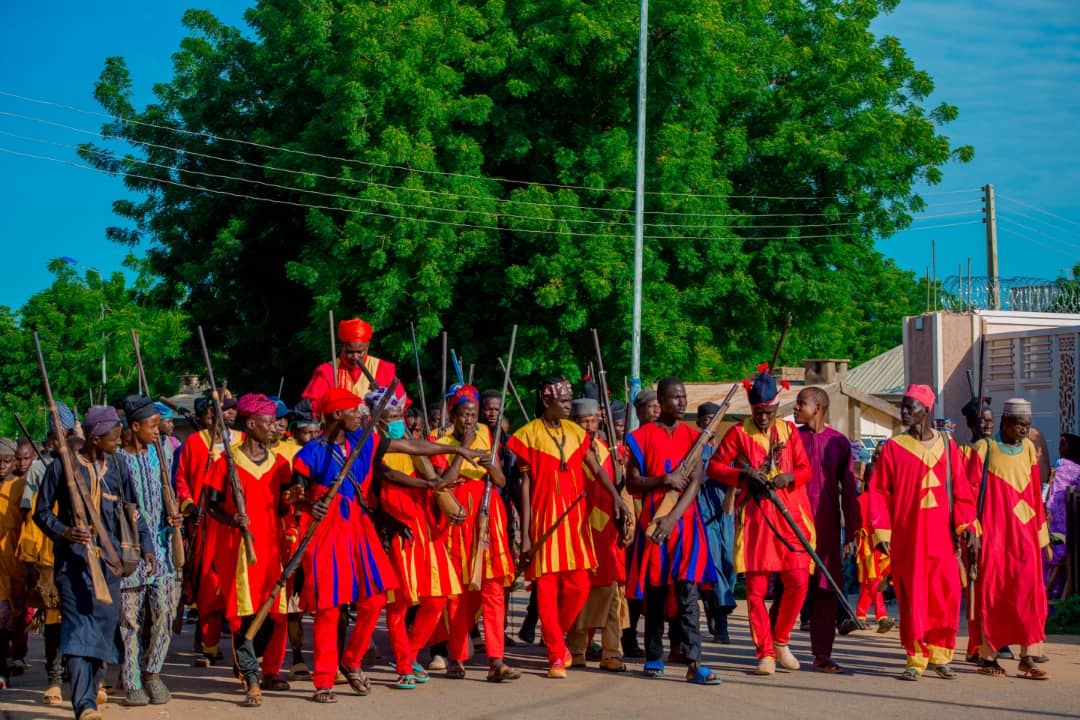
[76,0,971,398]
[0,259,189,438]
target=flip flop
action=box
[899,668,919,681]
[643,660,665,678]
[411,662,430,683]
[392,675,417,690]
[344,669,371,696]
[311,688,337,703]
[687,666,723,685]
[926,663,957,679]
[813,658,842,674]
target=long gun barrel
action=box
[131,330,185,571]
[34,332,118,602]
[246,379,399,639]
[469,325,517,590]
[197,326,257,567]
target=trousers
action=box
[746,568,808,659]
[534,569,590,664]
[450,579,505,663]
[311,594,385,689]
[120,580,180,690]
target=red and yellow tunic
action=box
[869,431,976,654]
[302,356,401,416]
[854,492,889,584]
[432,426,514,584]
[507,419,597,580]
[967,437,1048,648]
[625,423,714,596]
[380,452,463,604]
[0,474,27,603]
[584,437,626,588]
[293,432,397,610]
[707,418,814,573]
[207,450,293,621]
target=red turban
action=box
[338,317,373,344]
[904,384,936,410]
[320,387,362,415]
[237,393,277,418]
[451,384,480,408]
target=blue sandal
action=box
[687,665,723,685]
[643,660,665,677]
[393,674,417,690]
[411,663,430,684]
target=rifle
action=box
[469,325,517,591]
[439,331,449,434]
[498,356,530,424]
[591,329,625,492]
[196,326,257,567]
[450,348,465,385]
[515,489,588,580]
[13,413,45,464]
[329,310,338,389]
[246,379,399,639]
[33,332,118,602]
[644,384,740,539]
[130,330,185,571]
[770,313,794,371]
[759,479,864,629]
[409,322,431,437]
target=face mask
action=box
[386,420,407,440]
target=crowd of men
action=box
[0,317,1067,720]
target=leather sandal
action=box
[311,688,337,703]
[487,660,521,682]
[976,659,1006,677]
[1018,656,1050,680]
[344,668,371,695]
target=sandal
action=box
[392,674,417,690]
[925,663,957,679]
[446,661,467,680]
[411,662,430,684]
[344,668,371,696]
[43,684,63,705]
[311,688,337,703]
[813,657,842,674]
[487,661,521,683]
[1018,656,1050,680]
[243,684,263,707]
[899,668,919,681]
[976,659,1006,677]
[643,660,665,678]
[686,665,723,685]
[260,674,290,691]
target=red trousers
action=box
[534,569,591,664]
[856,582,887,620]
[746,568,808,659]
[311,594,386,689]
[200,611,222,653]
[450,578,506,663]
[387,596,448,675]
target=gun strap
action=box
[943,430,956,539]
[976,440,991,522]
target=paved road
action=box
[4,596,1078,720]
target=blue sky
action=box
[1,0,1078,310]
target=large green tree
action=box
[82,0,969,396]
[0,259,189,438]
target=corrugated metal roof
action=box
[845,345,905,397]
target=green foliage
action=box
[78,0,969,395]
[1047,594,1080,635]
[0,260,188,438]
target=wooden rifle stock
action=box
[246,379,399,639]
[645,384,739,538]
[197,326,257,566]
[33,332,116,603]
[515,490,587,580]
[131,330,185,571]
[469,325,517,591]
[411,455,464,520]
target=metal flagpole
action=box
[629,0,649,430]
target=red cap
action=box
[320,387,362,415]
[904,384,936,410]
[338,317,373,344]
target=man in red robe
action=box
[966,398,1050,679]
[506,376,605,678]
[707,366,813,676]
[302,317,403,415]
[869,384,978,681]
[206,394,295,706]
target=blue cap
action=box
[153,402,174,419]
